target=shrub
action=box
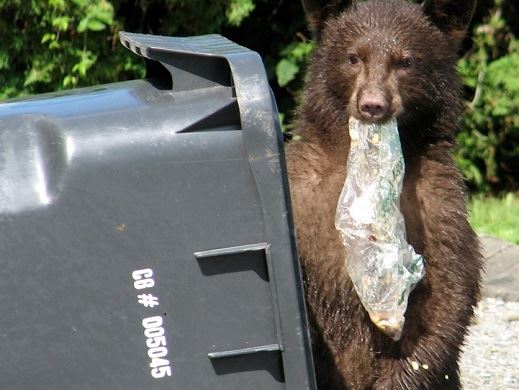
[456,0,519,193]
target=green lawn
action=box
[469,193,519,244]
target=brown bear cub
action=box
[286,0,483,389]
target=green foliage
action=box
[111,0,260,37]
[2,0,519,194]
[456,0,519,193]
[276,59,299,88]
[469,193,519,244]
[227,0,255,27]
[0,0,290,100]
[0,0,144,99]
[276,41,314,87]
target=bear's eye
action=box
[398,57,412,68]
[347,54,360,66]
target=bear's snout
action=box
[357,88,391,122]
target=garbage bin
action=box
[0,33,316,389]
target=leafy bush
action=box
[0,0,260,99]
[0,0,145,99]
[456,0,519,193]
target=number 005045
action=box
[142,316,172,378]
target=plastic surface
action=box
[0,33,315,389]
[335,117,425,341]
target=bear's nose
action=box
[358,92,389,121]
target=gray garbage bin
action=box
[0,33,316,389]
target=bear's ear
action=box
[422,0,476,43]
[302,0,356,40]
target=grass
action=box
[469,193,519,245]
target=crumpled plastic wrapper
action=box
[335,117,425,341]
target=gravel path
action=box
[460,297,519,389]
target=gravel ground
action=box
[460,297,519,389]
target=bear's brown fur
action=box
[286,1,483,388]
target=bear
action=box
[285,0,483,389]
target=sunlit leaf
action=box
[276,59,299,87]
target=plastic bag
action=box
[335,117,425,341]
